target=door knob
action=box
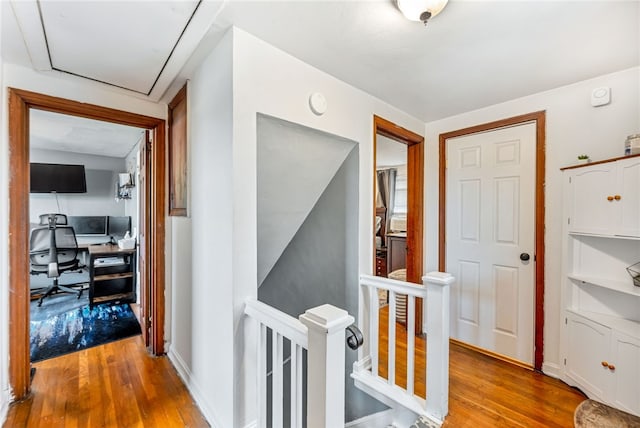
[520,253,530,261]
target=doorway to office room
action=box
[28,109,146,363]
[8,88,167,400]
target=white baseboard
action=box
[541,362,561,379]
[345,409,396,427]
[167,346,224,428]
[0,388,10,427]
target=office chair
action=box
[30,214,83,306]
[38,213,67,226]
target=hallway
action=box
[4,336,208,427]
[377,306,587,427]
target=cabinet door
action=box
[616,157,640,238]
[568,164,617,235]
[565,313,611,399]
[609,331,640,416]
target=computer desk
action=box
[87,244,137,307]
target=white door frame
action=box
[438,111,546,371]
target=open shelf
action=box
[568,273,640,297]
[569,232,640,241]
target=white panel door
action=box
[446,123,536,364]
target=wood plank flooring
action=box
[3,336,209,428]
[377,305,586,427]
[5,305,585,427]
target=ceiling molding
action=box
[9,1,51,71]
[148,1,227,101]
[9,0,226,102]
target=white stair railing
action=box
[245,299,354,428]
[353,272,454,425]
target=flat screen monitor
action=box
[30,163,87,193]
[108,216,131,239]
[68,216,108,236]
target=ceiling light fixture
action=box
[397,0,449,25]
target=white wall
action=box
[424,66,640,376]
[168,29,234,428]
[0,1,8,423]
[165,26,425,427]
[124,139,141,235]
[0,62,165,408]
[231,28,424,426]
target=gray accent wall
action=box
[257,117,387,422]
[257,114,356,287]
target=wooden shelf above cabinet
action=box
[560,153,640,171]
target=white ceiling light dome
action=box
[397,0,449,25]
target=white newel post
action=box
[424,272,454,422]
[299,304,354,428]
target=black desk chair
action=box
[30,214,83,306]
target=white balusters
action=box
[245,299,353,428]
[355,273,453,425]
[258,324,267,428]
[272,330,284,426]
[388,290,396,386]
[369,285,379,377]
[290,343,304,427]
[406,295,416,396]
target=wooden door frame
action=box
[438,111,546,370]
[8,88,167,399]
[373,115,424,334]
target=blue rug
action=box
[30,302,141,362]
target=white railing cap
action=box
[422,271,455,285]
[300,304,354,333]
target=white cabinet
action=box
[565,312,640,416]
[565,312,610,399]
[610,331,640,415]
[567,156,640,238]
[561,155,640,417]
[617,158,640,237]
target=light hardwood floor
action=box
[5,308,585,427]
[377,305,586,427]
[3,336,209,428]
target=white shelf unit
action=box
[561,156,640,417]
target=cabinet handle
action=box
[607,196,614,201]
[608,364,616,371]
[601,361,609,367]
[614,195,621,201]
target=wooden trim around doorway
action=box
[373,115,424,334]
[438,111,546,371]
[7,88,167,400]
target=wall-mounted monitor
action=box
[30,163,87,193]
[68,216,108,236]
